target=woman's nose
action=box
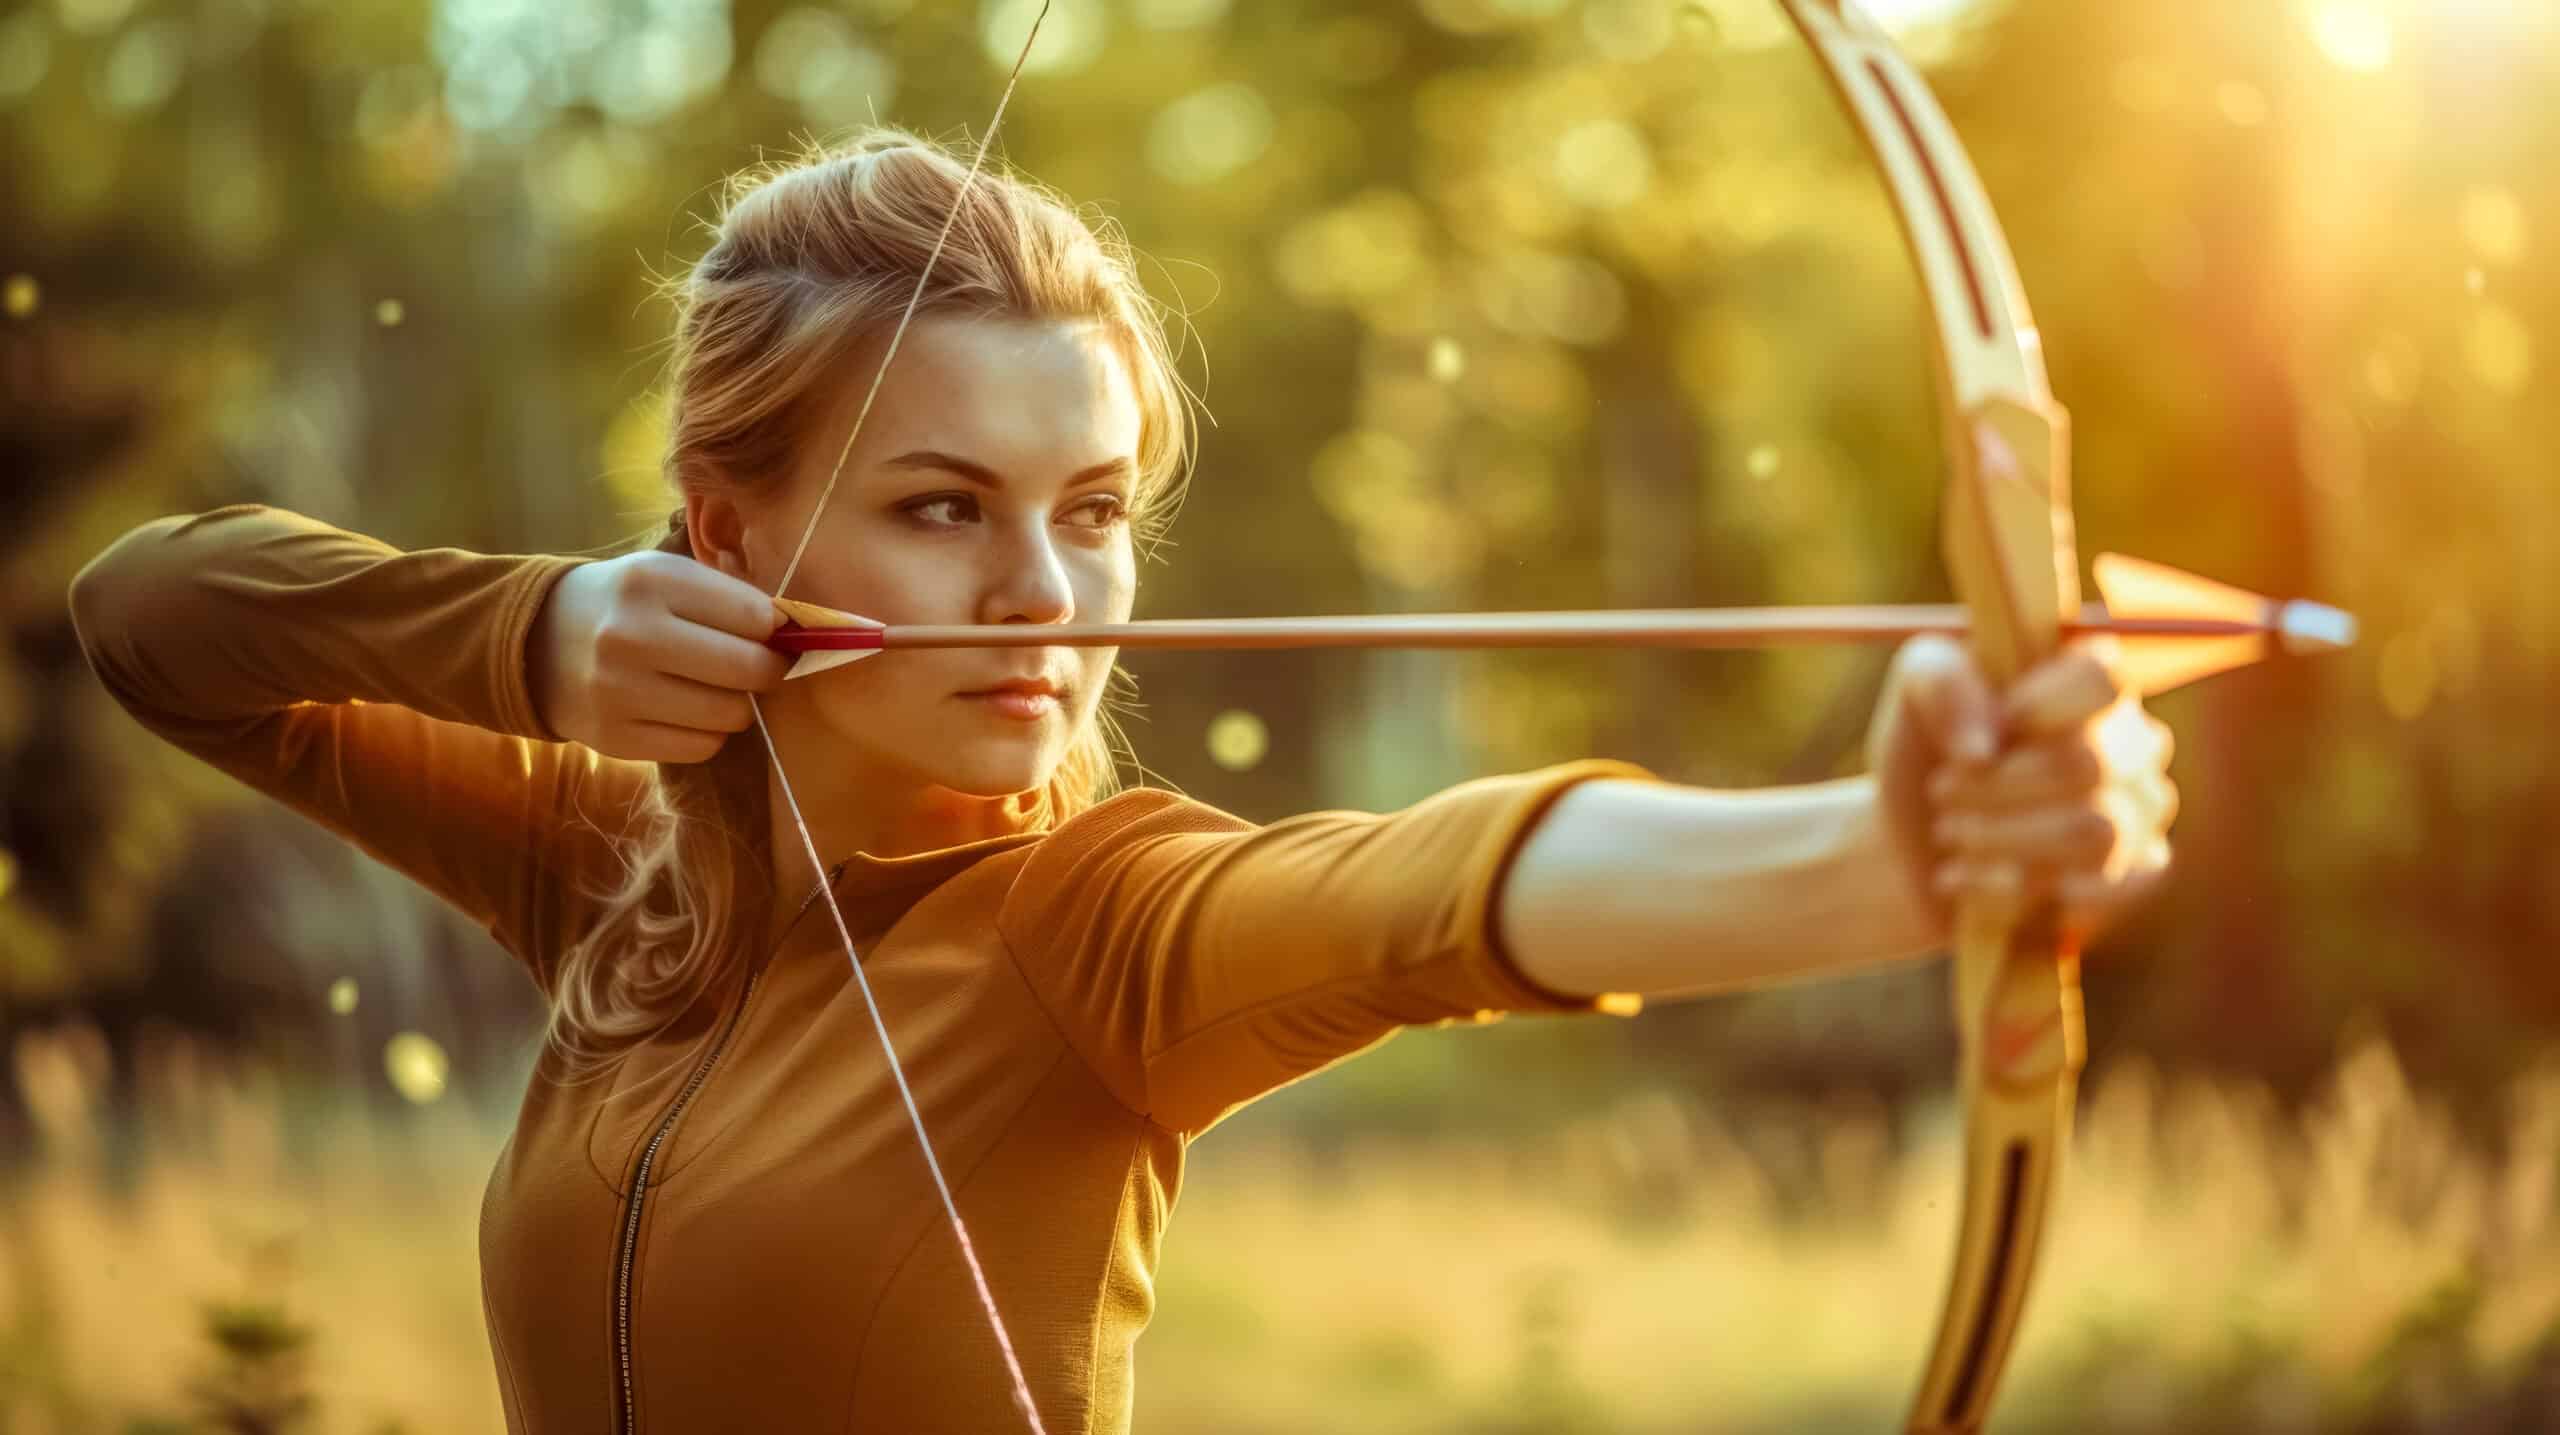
[977,528,1075,626]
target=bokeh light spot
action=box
[59,0,137,38]
[1205,710,1269,772]
[443,45,532,132]
[2309,3,2393,74]
[2360,333,2421,405]
[96,19,185,115]
[755,9,897,130]
[3,274,38,319]
[2214,81,2267,128]
[1585,0,1675,62]
[1427,336,1466,384]
[1746,443,1781,481]
[988,0,1105,76]
[0,11,52,101]
[1148,82,1275,187]
[1275,191,1430,308]
[384,1032,450,1104]
[374,298,405,327]
[1554,120,1652,210]
[2462,304,2532,395]
[2458,187,2527,265]
[593,17,734,127]
[328,978,360,1015]
[1477,251,1627,347]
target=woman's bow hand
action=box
[1867,634,2179,946]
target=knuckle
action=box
[607,554,658,602]
[2062,743,2103,788]
[629,548,681,581]
[594,613,639,656]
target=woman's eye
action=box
[1069,495,1129,528]
[904,494,978,526]
[898,492,1126,529]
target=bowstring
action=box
[750,6,1054,1430]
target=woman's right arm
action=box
[66,504,732,987]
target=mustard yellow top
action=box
[70,505,1651,1434]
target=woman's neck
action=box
[760,759,1020,935]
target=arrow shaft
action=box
[771,605,2265,654]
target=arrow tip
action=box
[2090,552,2358,695]
[2277,599,2357,655]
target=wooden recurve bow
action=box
[1776,3,2081,1429]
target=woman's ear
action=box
[683,491,756,582]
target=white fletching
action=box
[785,647,882,680]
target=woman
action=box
[69,133,2175,1433]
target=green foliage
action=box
[184,1301,316,1435]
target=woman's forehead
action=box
[855,313,1141,460]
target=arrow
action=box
[769,553,2355,695]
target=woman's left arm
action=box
[1500,774,1940,999]
[1502,635,2179,1000]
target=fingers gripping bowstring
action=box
[745,7,1054,1431]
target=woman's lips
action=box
[960,687,1059,721]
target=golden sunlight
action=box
[2310,1,2395,73]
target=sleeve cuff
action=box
[496,555,593,743]
[1451,757,1660,1020]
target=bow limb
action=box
[749,7,1055,1431]
[1775,4,2081,1431]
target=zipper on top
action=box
[612,862,845,1435]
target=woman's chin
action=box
[922,742,1058,801]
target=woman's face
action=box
[746,312,1141,800]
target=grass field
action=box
[5,1028,2556,1433]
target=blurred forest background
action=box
[3,0,2554,1430]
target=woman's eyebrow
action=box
[881,450,1133,491]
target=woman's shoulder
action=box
[1040,783,1250,853]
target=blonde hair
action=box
[544,131,1192,1071]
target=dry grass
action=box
[5,1029,2556,1433]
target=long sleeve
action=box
[67,504,645,988]
[995,759,1656,1134]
